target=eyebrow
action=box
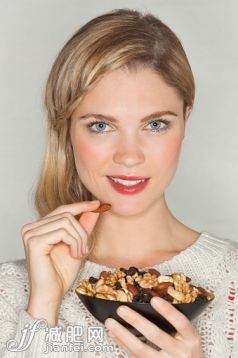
[77,111,178,123]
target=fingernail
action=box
[117,305,129,317]
[151,297,163,306]
[105,318,116,330]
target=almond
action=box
[154,282,174,296]
[92,203,111,213]
[100,271,109,280]
[197,286,209,298]
[148,268,160,277]
[127,283,139,296]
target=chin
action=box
[107,197,155,217]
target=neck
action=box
[88,196,200,269]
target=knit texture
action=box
[0,231,237,357]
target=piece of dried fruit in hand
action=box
[92,203,111,213]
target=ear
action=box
[184,105,193,123]
[182,105,193,139]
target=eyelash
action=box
[86,119,170,135]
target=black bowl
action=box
[76,292,213,338]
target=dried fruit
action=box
[126,266,139,276]
[114,281,122,289]
[92,203,111,213]
[88,276,98,284]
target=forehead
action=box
[74,67,183,118]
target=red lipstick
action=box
[107,175,150,195]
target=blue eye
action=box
[147,120,168,132]
[87,121,110,133]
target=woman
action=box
[0,8,237,358]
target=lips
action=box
[107,175,150,195]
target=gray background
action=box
[0,0,237,263]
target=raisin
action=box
[196,295,206,303]
[126,266,139,276]
[132,294,141,303]
[139,288,148,295]
[141,293,152,303]
[163,293,173,302]
[114,281,122,289]
[89,276,98,284]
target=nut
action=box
[126,275,134,285]
[100,271,109,280]
[127,283,140,296]
[92,203,111,213]
[95,278,104,288]
[96,293,106,299]
[116,289,128,302]
[118,278,127,289]
[106,294,117,301]
[148,268,160,277]
[76,266,214,304]
[158,275,174,283]
[167,286,185,302]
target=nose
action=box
[113,134,145,168]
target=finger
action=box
[27,229,79,259]
[21,202,100,254]
[105,318,159,358]
[22,212,85,237]
[45,201,101,250]
[23,215,86,256]
[44,200,100,218]
[116,305,179,355]
[150,297,197,340]
[78,211,100,237]
[21,201,100,238]
[107,334,139,358]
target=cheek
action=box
[153,135,183,172]
[72,137,108,171]
[73,140,96,171]
[164,137,182,162]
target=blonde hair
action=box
[34,8,195,261]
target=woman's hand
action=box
[21,200,101,324]
[105,296,204,358]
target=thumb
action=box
[78,211,100,236]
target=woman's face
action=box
[70,67,190,215]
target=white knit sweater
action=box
[0,231,237,357]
